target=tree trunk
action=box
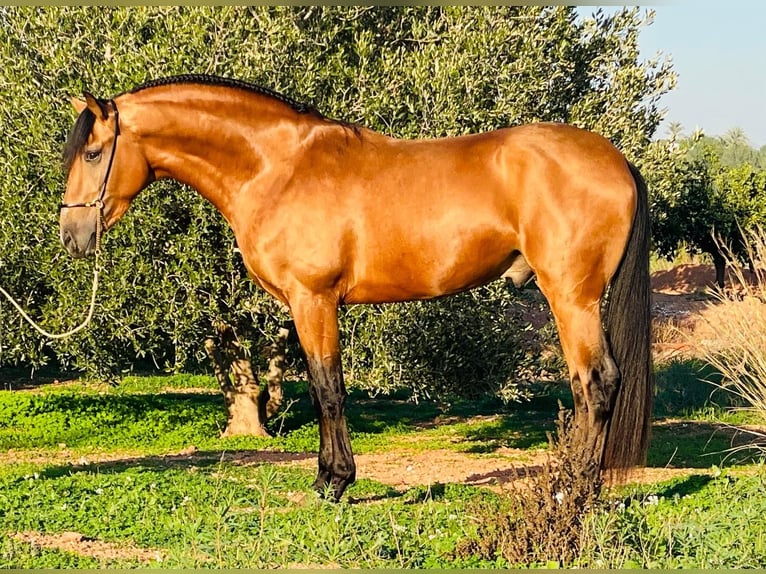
[258,324,290,423]
[711,250,726,290]
[204,321,289,437]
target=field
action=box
[1,264,766,568]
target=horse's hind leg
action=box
[537,276,620,464]
[289,290,356,501]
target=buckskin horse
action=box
[60,75,653,500]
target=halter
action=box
[59,99,121,228]
[0,101,120,340]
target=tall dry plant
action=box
[456,408,602,566]
[690,226,766,424]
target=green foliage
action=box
[646,132,766,272]
[341,282,564,402]
[0,7,674,399]
[583,471,766,568]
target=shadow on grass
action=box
[654,358,730,417]
[0,366,82,391]
[649,419,765,468]
[37,448,315,481]
[653,473,714,498]
[459,416,552,452]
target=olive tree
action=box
[0,7,674,423]
[648,134,766,288]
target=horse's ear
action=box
[70,96,87,115]
[83,92,110,120]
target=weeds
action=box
[456,408,601,566]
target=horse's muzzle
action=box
[60,225,97,259]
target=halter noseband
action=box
[60,99,121,215]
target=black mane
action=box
[123,74,320,116]
[63,74,323,173]
[63,107,97,174]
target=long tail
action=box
[602,161,654,471]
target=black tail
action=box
[602,162,654,471]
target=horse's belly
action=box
[343,230,518,304]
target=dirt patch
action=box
[651,262,762,296]
[0,446,314,470]
[651,263,718,295]
[342,448,546,491]
[11,531,163,564]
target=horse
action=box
[60,74,653,501]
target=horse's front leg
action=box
[290,291,356,501]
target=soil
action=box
[11,530,164,564]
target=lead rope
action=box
[0,210,102,340]
[0,97,119,341]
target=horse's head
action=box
[60,93,151,258]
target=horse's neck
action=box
[119,88,313,222]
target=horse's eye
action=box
[84,149,102,163]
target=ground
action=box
[6,263,765,563]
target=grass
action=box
[0,364,764,567]
[0,451,491,568]
[0,375,561,458]
[591,467,766,568]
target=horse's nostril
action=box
[61,229,80,255]
[61,229,73,249]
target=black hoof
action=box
[313,471,355,502]
[313,469,332,492]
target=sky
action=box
[578,2,766,149]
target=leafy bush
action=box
[0,7,674,400]
[341,282,564,402]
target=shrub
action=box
[455,409,602,566]
[341,282,565,402]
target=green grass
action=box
[584,469,766,568]
[0,369,764,567]
[0,375,561,457]
[0,458,495,568]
